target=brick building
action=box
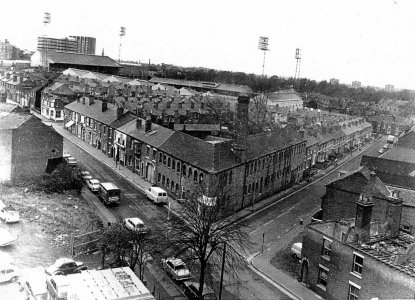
[302,168,415,300]
[64,96,307,212]
[366,115,412,136]
[0,105,63,183]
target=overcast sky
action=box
[1,0,414,89]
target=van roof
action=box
[150,187,166,193]
[100,182,119,190]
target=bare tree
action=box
[157,185,250,300]
[99,222,154,277]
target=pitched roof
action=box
[65,99,121,125]
[326,166,390,199]
[360,155,415,176]
[267,89,302,102]
[381,147,415,164]
[118,119,175,148]
[43,51,121,68]
[397,131,415,149]
[0,112,34,129]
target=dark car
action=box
[45,258,86,276]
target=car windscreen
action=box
[108,189,120,197]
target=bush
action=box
[39,163,83,193]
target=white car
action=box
[0,201,19,223]
[81,171,92,181]
[161,257,191,281]
[65,156,77,166]
[123,217,148,233]
[86,179,100,192]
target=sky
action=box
[1,0,414,90]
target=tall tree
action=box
[158,185,250,300]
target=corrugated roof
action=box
[44,51,121,68]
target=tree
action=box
[99,222,154,278]
[157,185,250,300]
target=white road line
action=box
[249,204,297,235]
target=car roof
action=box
[90,179,100,184]
[167,258,185,267]
[184,281,215,295]
[126,217,144,225]
[54,258,74,265]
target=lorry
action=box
[98,182,121,205]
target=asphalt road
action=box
[63,140,290,300]
[244,136,387,256]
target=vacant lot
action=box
[0,184,102,268]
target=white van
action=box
[145,187,168,204]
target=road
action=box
[244,137,387,269]
[63,139,290,300]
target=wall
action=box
[303,225,415,300]
[0,130,12,181]
[11,118,63,182]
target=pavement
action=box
[32,110,378,300]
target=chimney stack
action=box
[6,73,10,79]
[136,118,142,129]
[236,95,250,140]
[355,194,374,242]
[13,75,17,82]
[102,101,108,112]
[385,192,403,238]
[145,117,152,132]
[116,106,123,120]
[88,95,95,105]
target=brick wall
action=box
[303,225,415,300]
[11,118,63,182]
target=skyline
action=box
[0,0,414,90]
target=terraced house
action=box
[64,96,307,212]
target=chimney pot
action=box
[136,118,142,129]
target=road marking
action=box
[249,205,297,235]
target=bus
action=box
[98,182,121,205]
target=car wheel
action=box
[9,276,18,283]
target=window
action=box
[159,153,163,163]
[166,178,170,187]
[158,173,161,182]
[182,164,186,176]
[193,170,198,183]
[322,238,332,259]
[228,171,233,184]
[162,175,165,185]
[199,173,204,184]
[153,149,157,160]
[317,265,328,290]
[352,253,363,276]
[177,162,181,173]
[172,159,176,170]
[348,282,360,300]
[188,167,192,178]
[168,157,171,168]
[146,146,150,157]
[163,154,167,165]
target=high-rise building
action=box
[37,37,78,53]
[329,78,339,85]
[37,36,96,54]
[69,36,96,54]
[385,84,394,93]
[352,81,361,89]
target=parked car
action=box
[65,156,77,166]
[0,228,16,247]
[161,257,191,281]
[379,148,386,154]
[291,242,302,259]
[183,281,217,300]
[0,201,20,223]
[45,258,86,276]
[0,264,19,283]
[86,179,100,192]
[145,187,168,204]
[123,217,148,233]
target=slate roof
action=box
[326,166,391,199]
[118,119,175,148]
[360,155,415,176]
[397,131,415,149]
[0,112,33,129]
[44,51,121,68]
[65,99,121,125]
[382,147,415,164]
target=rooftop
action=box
[40,50,121,68]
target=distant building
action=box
[37,36,78,53]
[366,115,412,136]
[30,50,121,74]
[0,39,23,60]
[69,36,96,54]
[0,106,63,183]
[329,78,339,85]
[352,81,361,89]
[265,88,303,111]
[385,84,394,93]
